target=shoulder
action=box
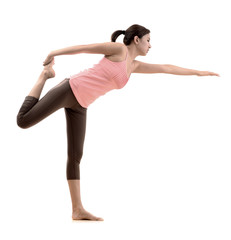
[104,43,127,61]
[104,42,126,56]
[81,42,125,56]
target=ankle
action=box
[42,70,51,79]
[36,71,48,82]
[73,206,84,212]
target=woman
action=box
[16,24,219,221]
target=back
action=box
[69,48,129,108]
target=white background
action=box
[1,0,230,239]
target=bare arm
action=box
[133,60,169,74]
[165,64,199,75]
[164,64,220,76]
[133,60,220,77]
[43,42,125,66]
[50,42,125,56]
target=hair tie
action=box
[122,30,126,35]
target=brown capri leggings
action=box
[17,78,87,180]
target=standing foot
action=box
[72,208,104,221]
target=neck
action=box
[126,44,139,61]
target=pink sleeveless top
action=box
[69,48,130,108]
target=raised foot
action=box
[43,59,55,79]
[72,208,104,221]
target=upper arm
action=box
[133,60,169,74]
[81,42,125,56]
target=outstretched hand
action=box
[197,71,220,77]
[43,54,54,66]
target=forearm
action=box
[50,45,86,57]
[166,64,199,76]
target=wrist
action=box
[49,51,56,57]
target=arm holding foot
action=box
[43,42,125,66]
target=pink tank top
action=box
[69,48,130,108]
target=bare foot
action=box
[43,59,55,79]
[72,208,104,221]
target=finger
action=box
[212,72,219,76]
[43,59,52,66]
[43,62,50,66]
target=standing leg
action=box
[65,104,103,221]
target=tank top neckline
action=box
[103,47,130,79]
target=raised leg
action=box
[28,59,55,98]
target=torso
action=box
[104,46,134,79]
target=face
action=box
[134,33,151,56]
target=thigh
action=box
[36,78,76,113]
[65,105,87,157]
[18,78,78,127]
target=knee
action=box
[17,115,29,129]
[17,112,34,129]
[68,151,83,165]
[16,96,39,129]
[66,151,83,180]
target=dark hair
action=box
[111,24,150,45]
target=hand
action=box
[197,71,220,77]
[43,53,54,66]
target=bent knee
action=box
[17,115,30,129]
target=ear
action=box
[133,36,139,44]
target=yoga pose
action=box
[17,24,219,221]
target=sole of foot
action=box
[72,209,104,221]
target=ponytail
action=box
[110,24,150,46]
[111,30,126,42]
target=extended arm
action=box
[43,42,125,66]
[50,42,115,56]
[133,60,220,77]
[164,64,199,75]
[164,64,220,76]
